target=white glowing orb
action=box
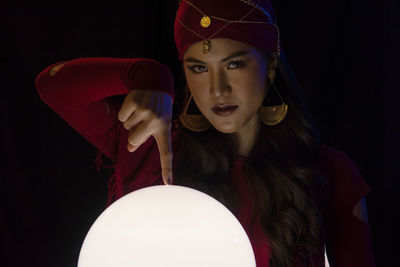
[78,185,256,267]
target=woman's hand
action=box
[118,89,173,185]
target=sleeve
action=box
[35,57,175,161]
[318,145,375,267]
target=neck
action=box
[232,113,261,157]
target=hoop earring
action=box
[259,73,288,126]
[179,94,211,132]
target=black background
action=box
[1,0,398,266]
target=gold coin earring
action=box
[179,94,211,132]
[259,69,288,126]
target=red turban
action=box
[174,0,283,61]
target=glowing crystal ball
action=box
[78,185,256,267]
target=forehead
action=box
[183,38,259,61]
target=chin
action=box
[210,122,240,134]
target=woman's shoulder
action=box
[317,144,372,212]
[318,144,351,163]
[317,144,362,178]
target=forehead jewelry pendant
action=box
[200,16,211,28]
[203,40,211,54]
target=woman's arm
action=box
[326,202,375,267]
[35,57,174,161]
[319,145,376,267]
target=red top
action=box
[35,57,375,267]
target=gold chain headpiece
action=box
[177,0,280,56]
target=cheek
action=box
[187,79,205,98]
[231,72,267,101]
[251,63,268,92]
[250,67,268,99]
[185,70,206,94]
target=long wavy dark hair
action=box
[172,51,330,266]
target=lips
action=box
[211,105,238,116]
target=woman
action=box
[35,0,375,266]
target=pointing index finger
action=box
[154,126,173,185]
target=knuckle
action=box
[152,116,162,125]
[136,105,151,116]
[117,110,125,122]
[128,134,138,145]
[157,113,170,123]
[134,104,143,111]
[141,108,152,116]
[128,138,140,147]
[129,101,138,110]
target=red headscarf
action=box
[174,0,283,61]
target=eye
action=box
[188,65,208,73]
[227,60,246,69]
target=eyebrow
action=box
[184,49,250,64]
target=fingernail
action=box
[167,178,172,185]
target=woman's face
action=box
[183,38,270,134]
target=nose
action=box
[210,70,231,97]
